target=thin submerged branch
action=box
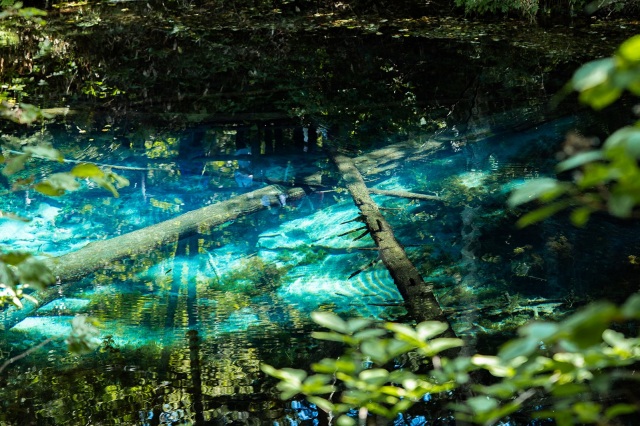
[368,188,441,201]
[0,337,55,374]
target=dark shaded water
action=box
[1,18,639,425]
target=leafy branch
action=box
[0,143,129,308]
[263,293,640,425]
[509,35,640,227]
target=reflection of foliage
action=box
[99,334,121,354]
[4,0,621,145]
[217,256,289,295]
[215,292,252,320]
[265,295,640,425]
[0,314,101,378]
[144,136,180,159]
[0,3,48,124]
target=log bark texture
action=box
[330,151,453,332]
[1,185,305,331]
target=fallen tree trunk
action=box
[329,150,453,333]
[2,138,446,331]
[1,185,306,331]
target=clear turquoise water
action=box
[1,114,638,425]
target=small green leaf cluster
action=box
[508,35,640,227]
[1,144,129,308]
[1,143,63,177]
[263,311,464,425]
[0,100,50,124]
[570,35,640,110]
[263,294,640,425]
[454,294,640,425]
[1,145,129,197]
[37,162,130,198]
[0,1,46,24]
[0,249,55,308]
[81,80,126,99]
[66,315,101,355]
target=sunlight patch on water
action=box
[280,254,401,318]
[457,171,488,188]
[13,316,75,338]
[37,298,91,315]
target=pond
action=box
[1,13,639,426]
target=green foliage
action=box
[570,35,640,110]
[81,80,125,99]
[263,313,464,424]
[454,296,640,425]
[1,145,130,197]
[0,250,55,308]
[455,0,637,20]
[0,143,129,308]
[455,0,540,20]
[0,101,51,125]
[509,34,640,227]
[0,1,46,23]
[66,315,101,355]
[0,2,47,124]
[264,295,640,424]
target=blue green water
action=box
[1,114,639,425]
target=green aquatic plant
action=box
[295,245,328,267]
[264,293,640,425]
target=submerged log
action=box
[1,185,306,331]
[2,137,446,331]
[329,150,453,333]
[368,188,441,201]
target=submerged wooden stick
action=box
[329,150,453,333]
[1,185,306,331]
[368,188,441,201]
